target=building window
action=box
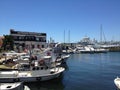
[21,36,24,41]
[19,36,22,40]
[13,36,17,40]
[36,37,39,41]
[31,36,35,41]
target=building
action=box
[10,29,47,51]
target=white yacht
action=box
[0,82,30,90]
[0,66,65,83]
[114,77,120,89]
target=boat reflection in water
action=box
[25,75,64,90]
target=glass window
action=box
[36,37,39,41]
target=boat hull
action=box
[0,82,24,90]
[114,77,120,89]
[0,67,64,83]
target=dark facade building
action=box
[10,29,47,51]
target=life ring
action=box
[36,77,41,81]
[13,78,20,82]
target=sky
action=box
[0,0,120,43]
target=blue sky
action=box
[0,0,120,43]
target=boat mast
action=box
[100,24,102,43]
[64,30,65,44]
[100,24,106,44]
[68,30,70,43]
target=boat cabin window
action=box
[20,64,30,70]
[7,86,12,88]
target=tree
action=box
[2,35,14,50]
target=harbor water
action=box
[26,52,120,90]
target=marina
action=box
[0,0,120,89]
[24,52,120,90]
[0,31,120,90]
[1,51,119,90]
[1,0,120,90]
